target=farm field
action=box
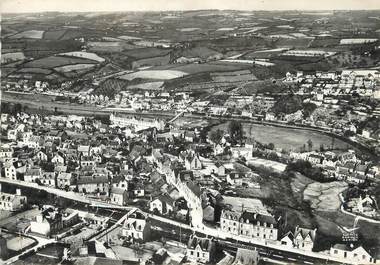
[54,63,96,73]
[9,30,44,39]
[214,122,352,151]
[23,56,99,69]
[119,69,188,80]
[154,62,252,75]
[1,52,26,64]
[59,51,105,62]
[17,67,53,74]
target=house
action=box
[234,248,260,265]
[186,234,216,263]
[110,187,128,206]
[307,154,324,165]
[149,194,175,215]
[52,153,65,165]
[0,147,13,162]
[122,211,151,242]
[24,167,42,183]
[280,231,294,247]
[293,226,317,251]
[30,208,63,236]
[40,172,56,187]
[57,172,73,188]
[77,175,110,195]
[34,150,48,162]
[330,244,374,264]
[0,189,27,211]
[220,210,279,240]
[184,153,202,170]
[230,147,252,159]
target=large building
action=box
[122,211,151,242]
[220,210,279,241]
[110,114,165,131]
[0,189,27,211]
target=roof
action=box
[294,226,316,241]
[240,211,278,226]
[111,187,126,195]
[77,175,109,185]
[187,235,215,252]
[186,181,202,197]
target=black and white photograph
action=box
[0,0,380,264]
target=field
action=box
[214,122,351,151]
[43,30,67,40]
[119,69,188,80]
[23,55,99,69]
[1,52,26,64]
[17,67,53,74]
[59,51,105,62]
[155,61,252,75]
[303,181,348,211]
[9,30,44,39]
[54,63,96,73]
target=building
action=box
[149,194,175,215]
[330,244,374,264]
[57,172,73,189]
[293,226,317,251]
[76,175,110,195]
[30,208,63,236]
[24,167,42,183]
[122,211,151,242]
[186,234,216,263]
[110,114,165,131]
[110,187,128,206]
[40,172,56,187]
[0,189,27,211]
[220,210,279,240]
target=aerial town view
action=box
[0,0,380,264]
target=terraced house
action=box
[220,210,280,240]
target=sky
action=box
[1,0,380,13]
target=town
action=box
[1,6,380,265]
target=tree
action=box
[228,121,244,143]
[307,139,313,151]
[208,129,224,144]
[267,143,275,150]
[319,143,325,152]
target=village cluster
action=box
[0,108,379,264]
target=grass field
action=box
[54,63,96,73]
[18,67,53,74]
[1,52,26,64]
[9,30,44,39]
[303,181,348,211]
[7,235,36,251]
[215,122,351,151]
[23,55,98,69]
[119,69,188,80]
[59,51,105,62]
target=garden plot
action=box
[1,52,26,64]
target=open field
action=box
[23,55,99,69]
[214,123,351,151]
[1,52,26,64]
[17,67,53,74]
[119,70,188,80]
[54,63,96,73]
[9,30,44,39]
[59,51,105,62]
[154,62,252,75]
[303,181,348,211]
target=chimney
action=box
[16,189,21,196]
